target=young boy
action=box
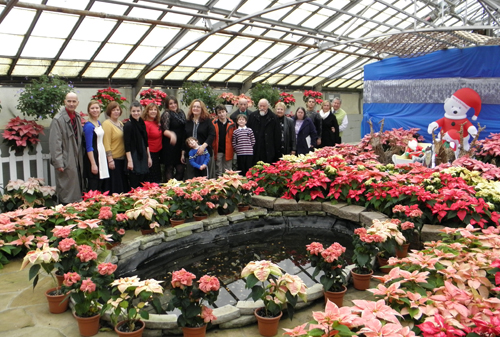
[231,114,255,176]
[212,104,235,177]
[187,137,210,177]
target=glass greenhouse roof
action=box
[0,0,498,90]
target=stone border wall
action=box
[104,195,442,336]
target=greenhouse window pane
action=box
[265,74,285,85]
[282,8,312,25]
[294,63,316,76]
[82,63,116,78]
[209,71,234,82]
[230,72,253,83]
[163,12,194,25]
[0,8,35,34]
[165,71,192,80]
[128,7,163,20]
[113,64,145,78]
[292,76,313,86]
[90,2,129,15]
[11,59,50,76]
[238,0,271,14]
[263,30,287,39]
[278,75,299,86]
[109,22,151,44]
[302,14,328,29]
[203,53,234,68]
[197,35,231,52]
[95,44,133,62]
[22,36,65,58]
[161,50,189,66]
[220,38,253,55]
[126,46,163,64]
[31,12,77,38]
[240,40,272,57]
[142,27,181,47]
[188,69,216,81]
[145,66,172,79]
[60,40,101,60]
[179,51,212,67]
[261,7,292,20]
[47,0,89,10]
[51,61,87,77]
[0,34,23,56]
[304,76,326,86]
[280,62,304,75]
[244,57,271,72]
[0,58,12,76]
[73,18,117,42]
[308,65,330,77]
[226,55,254,70]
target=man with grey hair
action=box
[332,97,348,143]
[49,92,84,204]
[247,98,282,165]
[230,97,251,124]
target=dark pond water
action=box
[133,224,355,309]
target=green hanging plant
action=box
[250,82,281,107]
[181,82,219,113]
[16,75,73,120]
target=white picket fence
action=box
[0,143,55,190]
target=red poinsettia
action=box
[2,117,44,152]
[139,88,167,108]
[278,92,296,108]
[92,87,127,112]
[302,90,323,104]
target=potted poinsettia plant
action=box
[1,178,56,211]
[218,92,237,105]
[92,87,127,112]
[351,227,382,290]
[139,88,167,109]
[125,199,169,234]
[278,92,296,109]
[241,260,307,336]
[2,117,45,154]
[306,242,347,306]
[302,90,323,104]
[20,244,70,314]
[61,257,117,337]
[166,269,220,335]
[108,276,164,336]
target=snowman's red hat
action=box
[452,88,481,121]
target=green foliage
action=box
[181,81,219,113]
[250,82,281,107]
[16,75,73,119]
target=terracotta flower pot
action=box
[115,320,145,337]
[182,324,207,337]
[170,219,185,227]
[351,269,373,291]
[377,254,394,274]
[45,287,69,314]
[194,214,208,221]
[237,204,250,212]
[396,243,410,258]
[324,285,347,307]
[55,272,65,287]
[254,308,283,337]
[140,228,155,235]
[73,312,100,337]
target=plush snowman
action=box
[427,88,481,151]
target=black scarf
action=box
[129,117,148,159]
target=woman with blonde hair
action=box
[102,101,128,193]
[274,102,296,155]
[142,103,162,183]
[181,99,215,179]
[83,100,109,192]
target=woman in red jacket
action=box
[142,103,163,183]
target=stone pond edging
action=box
[103,195,443,336]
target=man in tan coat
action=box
[49,92,84,204]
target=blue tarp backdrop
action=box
[362,46,500,142]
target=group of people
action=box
[49,92,348,204]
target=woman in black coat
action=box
[181,99,216,179]
[161,97,186,181]
[318,100,340,147]
[293,107,318,155]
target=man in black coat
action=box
[247,99,282,165]
[230,97,251,124]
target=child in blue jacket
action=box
[187,137,210,177]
